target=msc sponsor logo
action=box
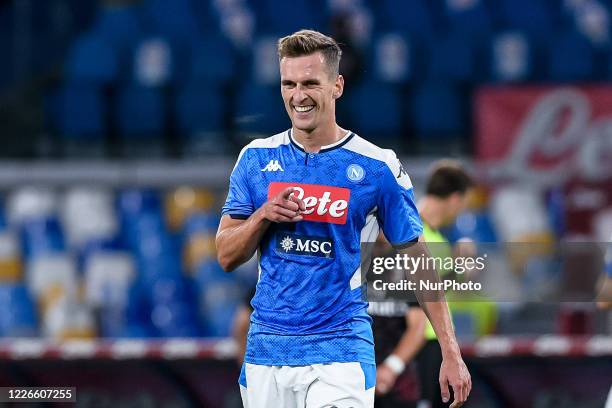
[276,233,334,258]
[268,182,350,225]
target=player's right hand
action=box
[261,187,306,223]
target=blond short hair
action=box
[277,29,342,77]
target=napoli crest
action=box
[346,164,365,182]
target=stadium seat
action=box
[0,231,22,281]
[252,36,282,85]
[547,30,595,81]
[91,4,144,64]
[488,31,532,82]
[497,0,558,38]
[20,216,66,261]
[255,0,324,34]
[411,82,465,137]
[235,83,289,137]
[84,251,135,309]
[175,83,226,140]
[490,186,553,242]
[444,0,493,39]
[6,187,57,226]
[372,33,413,83]
[345,82,402,138]
[427,31,475,82]
[115,85,166,138]
[0,284,38,337]
[190,35,237,83]
[118,189,162,220]
[142,0,199,44]
[131,37,175,87]
[199,278,242,337]
[26,253,78,313]
[65,32,118,84]
[62,187,118,249]
[148,275,201,337]
[183,212,218,272]
[449,210,499,243]
[377,0,435,40]
[53,82,106,140]
[42,296,96,339]
[165,188,215,231]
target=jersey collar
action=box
[288,128,354,153]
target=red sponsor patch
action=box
[268,182,351,224]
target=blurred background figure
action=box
[0,0,609,406]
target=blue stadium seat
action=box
[91,4,143,61]
[190,36,237,83]
[115,85,166,137]
[497,0,557,38]
[446,210,499,243]
[0,284,38,337]
[488,31,533,82]
[346,82,402,137]
[378,0,435,40]
[53,83,106,139]
[372,33,414,83]
[445,0,493,39]
[427,32,475,82]
[129,37,176,87]
[20,216,66,260]
[149,276,200,337]
[183,212,219,237]
[235,84,289,136]
[118,189,162,220]
[411,82,464,136]
[255,0,323,34]
[143,0,199,44]
[175,84,226,136]
[199,277,242,337]
[548,30,595,81]
[66,32,117,84]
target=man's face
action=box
[279,52,343,132]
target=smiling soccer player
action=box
[216,29,471,408]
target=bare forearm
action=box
[401,240,461,357]
[216,210,270,271]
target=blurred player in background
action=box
[369,233,427,408]
[416,161,475,408]
[216,30,470,408]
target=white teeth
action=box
[294,105,314,113]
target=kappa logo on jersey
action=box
[261,160,284,172]
[268,182,351,225]
[276,232,334,258]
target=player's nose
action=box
[292,85,309,104]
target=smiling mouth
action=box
[293,105,315,113]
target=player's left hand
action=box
[439,353,471,407]
[375,364,398,395]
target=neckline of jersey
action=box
[288,128,354,153]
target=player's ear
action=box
[333,74,344,99]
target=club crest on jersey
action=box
[346,164,365,182]
[261,160,284,172]
[276,232,334,258]
[268,182,350,225]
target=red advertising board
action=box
[475,86,612,183]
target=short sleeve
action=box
[221,147,254,219]
[377,151,423,247]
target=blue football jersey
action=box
[222,129,423,366]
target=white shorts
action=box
[239,362,375,408]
